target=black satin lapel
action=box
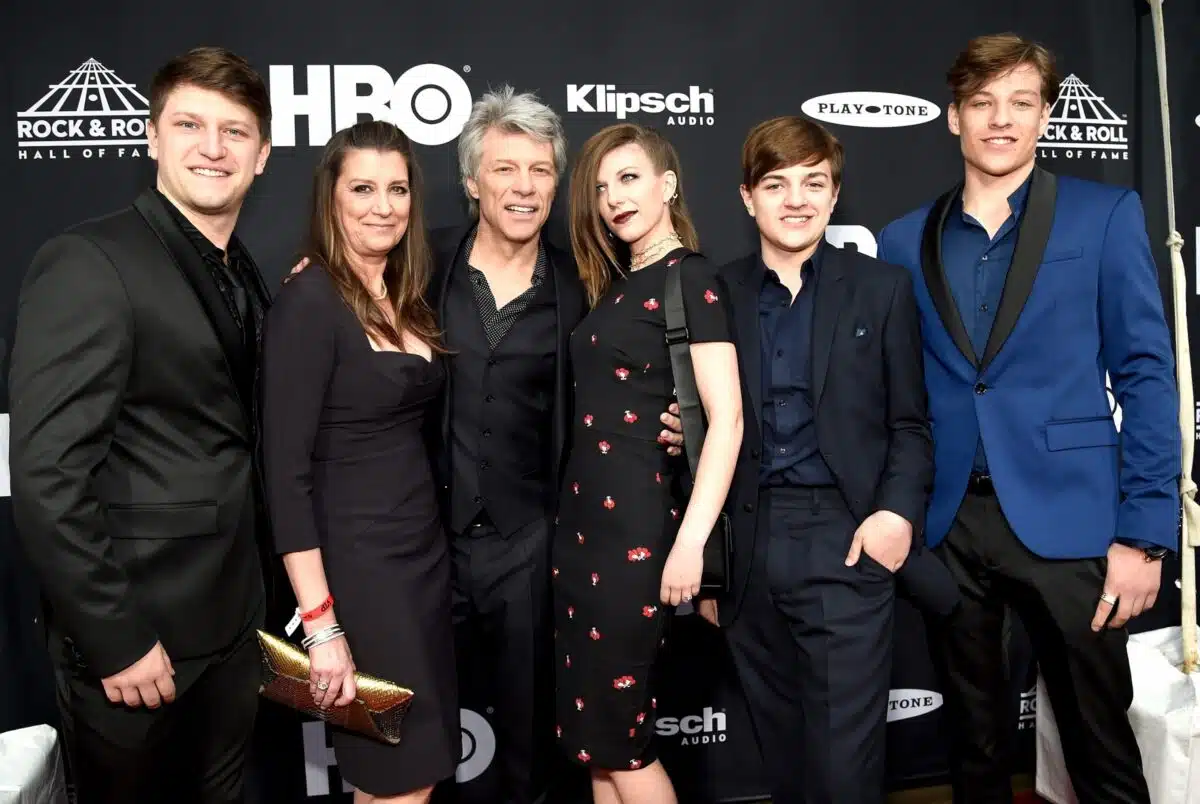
[549,245,581,485]
[811,251,846,411]
[980,167,1057,369]
[732,257,764,434]
[132,191,249,407]
[921,185,978,368]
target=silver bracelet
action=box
[302,623,345,650]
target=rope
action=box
[1147,0,1198,672]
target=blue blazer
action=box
[877,166,1180,558]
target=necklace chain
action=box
[630,232,682,271]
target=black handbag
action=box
[663,253,733,594]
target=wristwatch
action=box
[1117,538,1169,561]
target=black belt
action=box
[966,471,995,496]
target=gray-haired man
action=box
[428,87,682,804]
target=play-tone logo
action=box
[16,59,149,160]
[270,63,472,147]
[1037,74,1128,161]
[801,91,940,128]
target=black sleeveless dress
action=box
[552,248,733,770]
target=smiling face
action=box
[594,142,677,252]
[740,159,837,261]
[334,148,411,268]
[465,126,557,247]
[948,63,1050,181]
[147,83,270,223]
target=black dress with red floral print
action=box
[552,248,733,770]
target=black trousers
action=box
[446,514,555,804]
[928,487,1150,804]
[726,487,895,804]
[55,628,260,804]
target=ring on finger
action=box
[1100,592,1118,606]
[316,679,330,691]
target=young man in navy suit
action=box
[877,34,1179,804]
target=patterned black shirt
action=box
[463,226,549,350]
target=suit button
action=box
[482,429,491,437]
[974,382,988,395]
[480,460,490,470]
[750,448,760,459]
[487,358,496,367]
[485,394,495,402]
[473,495,483,504]
[743,503,755,513]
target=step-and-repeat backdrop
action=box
[2,2,1198,801]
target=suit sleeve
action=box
[261,274,337,555]
[873,268,934,543]
[1098,191,1181,551]
[8,234,158,677]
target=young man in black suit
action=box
[698,116,951,804]
[9,47,272,803]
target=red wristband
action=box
[299,594,334,621]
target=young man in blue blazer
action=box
[877,34,1179,804]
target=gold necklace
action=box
[630,232,682,270]
[368,282,388,300]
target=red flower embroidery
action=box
[565,654,571,668]
[629,728,637,738]
[577,532,585,544]
[627,547,651,562]
[624,410,638,423]
[612,675,636,690]
[652,697,657,709]
[591,572,599,586]
[589,627,601,640]
[643,298,660,311]
[552,567,559,578]
[583,414,594,427]
[603,496,616,510]
[629,759,643,769]
[655,472,662,484]
[567,606,575,619]
[644,362,651,371]
[590,334,597,345]
[636,712,646,724]
[556,725,563,738]
[598,441,611,454]
[575,698,585,711]
[578,749,591,762]
[572,482,580,495]
[615,294,624,304]
[642,605,658,617]
[671,508,680,520]
[667,258,680,266]
[615,368,630,380]
[704,288,719,304]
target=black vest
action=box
[444,253,558,535]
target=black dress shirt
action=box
[758,243,835,488]
[462,226,549,350]
[941,176,1031,473]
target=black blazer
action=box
[7,189,267,678]
[427,224,589,512]
[717,244,960,625]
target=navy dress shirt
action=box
[758,244,836,488]
[941,177,1031,474]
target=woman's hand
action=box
[660,541,704,606]
[307,625,357,709]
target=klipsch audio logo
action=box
[886,689,943,722]
[270,63,473,147]
[566,84,714,127]
[801,91,940,128]
[1038,74,1128,160]
[16,59,149,161]
[655,707,727,745]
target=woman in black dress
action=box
[554,124,743,803]
[262,120,458,803]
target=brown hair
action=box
[569,124,699,308]
[946,33,1061,107]
[302,120,443,354]
[741,116,844,189]
[149,46,272,140]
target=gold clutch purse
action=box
[255,630,415,745]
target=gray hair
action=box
[457,85,568,216]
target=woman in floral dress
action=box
[553,123,743,804]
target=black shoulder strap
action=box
[664,252,706,480]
